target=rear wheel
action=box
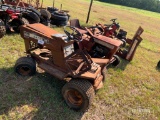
[120,39,126,47]
[157,61,160,68]
[40,9,51,19]
[14,57,36,76]
[23,12,40,24]
[0,19,6,38]
[51,11,69,26]
[47,7,58,13]
[112,55,121,66]
[62,79,95,111]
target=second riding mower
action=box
[70,18,127,47]
[69,19,144,62]
[97,18,127,41]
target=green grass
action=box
[0,0,160,119]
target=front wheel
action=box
[14,57,36,76]
[62,79,95,112]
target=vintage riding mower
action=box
[70,18,127,47]
[14,23,111,111]
[0,4,29,33]
[69,19,144,62]
[84,26,144,62]
[97,19,127,40]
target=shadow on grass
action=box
[0,67,85,120]
[107,58,130,71]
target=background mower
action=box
[0,1,52,38]
[0,4,29,33]
[2,0,70,26]
[69,19,144,62]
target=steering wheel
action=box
[88,26,104,35]
[110,18,117,23]
[63,26,82,41]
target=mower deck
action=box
[31,48,104,81]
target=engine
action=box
[117,29,127,40]
[90,44,110,58]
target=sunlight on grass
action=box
[0,0,160,119]
[140,39,159,52]
[0,105,38,120]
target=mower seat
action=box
[70,19,88,34]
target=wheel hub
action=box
[67,89,83,106]
[19,66,31,76]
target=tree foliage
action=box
[98,0,160,12]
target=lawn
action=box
[0,0,160,120]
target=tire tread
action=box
[62,79,95,111]
[14,57,36,76]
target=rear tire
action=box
[47,7,58,13]
[0,19,6,38]
[51,11,69,26]
[120,39,126,47]
[157,61,160,68]
[112,55,121,66]
[40,9,51,19]
[23,12,40,24]
[62,79,95,112]
[14,57,36,76]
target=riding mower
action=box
[0,4,29,33]
[69,19,144,62]
[97,19,127,39]
[14,23,117,111]
[70,18,127,47]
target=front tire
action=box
[62,79,95,112]
[14,57,36,76]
